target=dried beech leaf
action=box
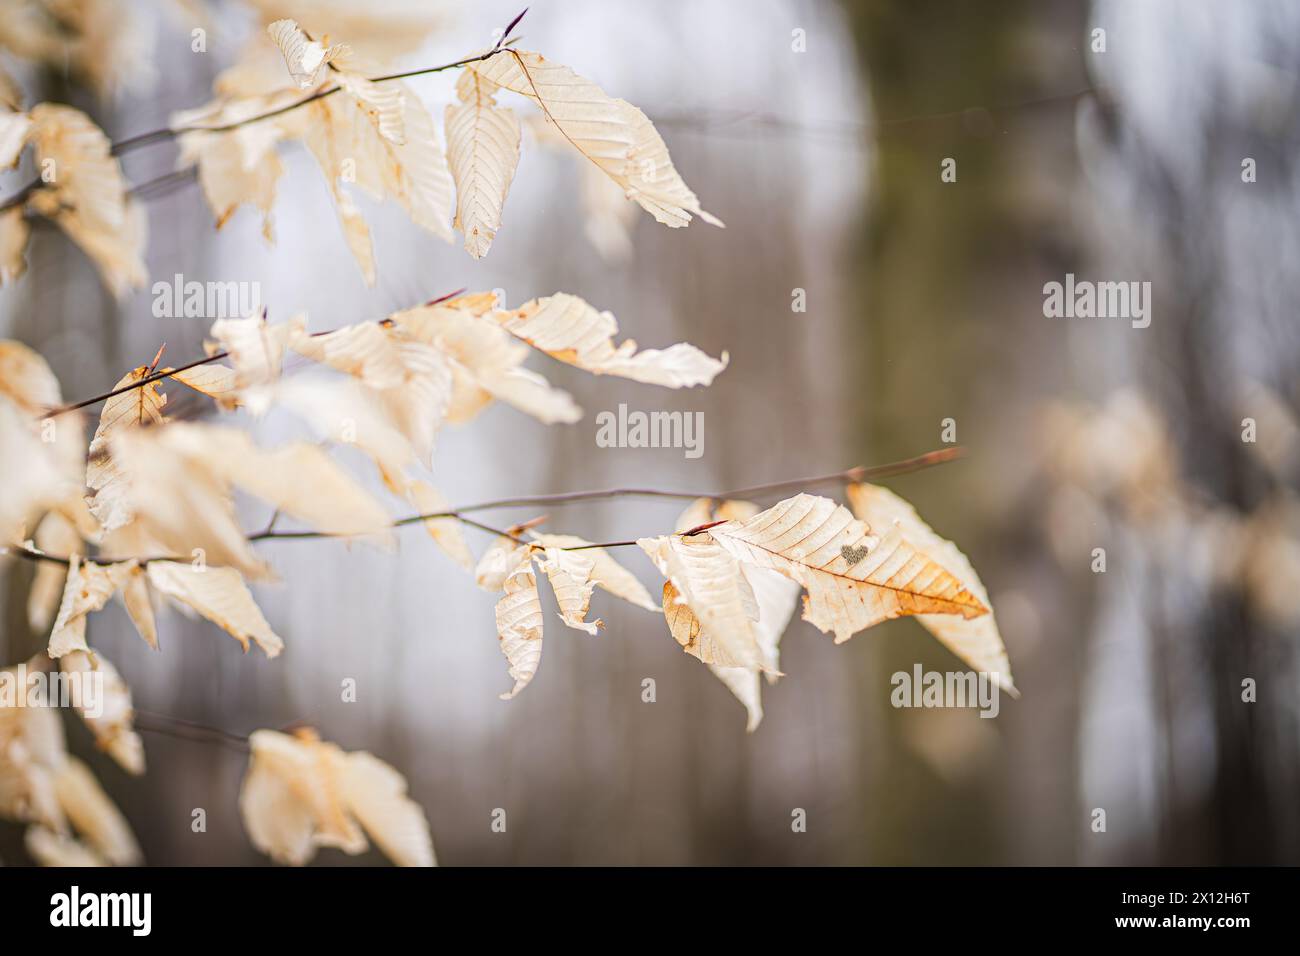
[532,533,659,612]
[146,561,284,658]
[47,556,122,660]
[53,756,143,865]
[405,480,472,570]
[59,650,145,775]
[537,547,602,635]
[470,50,721,228]
[708,494,989,643]
[27,511,81,632]
[496,293,727,387]
[85,365,167,533]
[26,104,145,296]
[267,19,346,88]
[240,728,434,867]
[638,534,765,671]
[494,548,543,699]
[847,483,1015,692]
[445,69,521,258]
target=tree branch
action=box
[2,447,964,567]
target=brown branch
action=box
[3,447,963,568]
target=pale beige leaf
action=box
[709,494,988,644]
[267,18,345,88]
[240,730,358,866]
[846,483,1014,691]
[47,556,120,659]
[0,677,66,831]
[172,90,298,235]
[0,206,29,283]
[290,321,408,390]
[59,650,145,775]
[118,562,158,650]
[27,511,81,631]
[168,363,242,410]
[146,561,284,657]
[110,427,267,577]
[240,728,435,867]
[537,547,602,635]
[160,424,392,539]
[672,499,799,730]
[474,535,530,591]
[53,756,142,865]
[496,293,727,387]
[532,533,659,611]
[336,69,405,144]
[338,750,435,867]
[495,549,543,699]
[0,63,24,112]
[470,50,721,228]
[0,111,30,169]
[26,105,144,295]
[639,534,765,670]
[85,365,167,533]
[445,69,521,258]
[206,312,305,387]
[0,396,68,545]
[24,826,107,867]
[390,301,580,424]
[271,375,418,482]
[405,480,472,571]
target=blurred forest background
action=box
[2,0,1299,865]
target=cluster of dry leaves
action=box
[0,5,720,297]
[0,4,1013,868]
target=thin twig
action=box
[2,447,963,568]
[39,287,468,419]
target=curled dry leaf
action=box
[639,533,768,671]
[493,547,544,699]
[85,365,168,534]
[469,50,722,229]
[537,547,602,635]
[670,499,800,731]
[846,483,1015,693]
[530,532,659,612]
[494,293,728,388]
[240,728,435,866]
[47,555,123,660]
[146,561,284,658]
[58,650,145,775]
[445,68,521,258]
[267,19,346,89]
